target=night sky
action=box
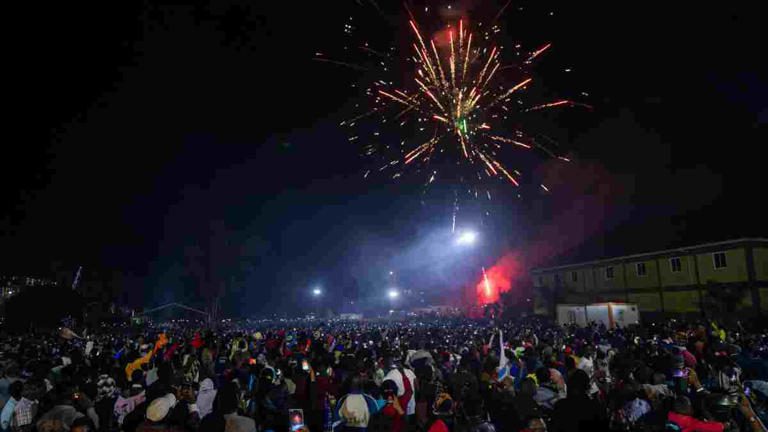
[3,1,766,314]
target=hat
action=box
[96,375,116,400]
[146,394,177,422]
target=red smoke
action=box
[475,253,522,305]
[471,158,626,307]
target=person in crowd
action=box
[135,393,183,432]
[12,379,41,432]
[533,367,562,411]
[1,312,767,432]
[550,370,607,432]
[196,379,217,420]
[1,381,23,431]
[521,416,548,432]
[461,396,496,432]
[36,386,86,432]
[213,382,255,432]
[334,376,379,431]
[380,376,415,432]
[382,359,416,426]
[666,395,726,432]
[0,364,22,413]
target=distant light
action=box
[388,289,400,299]
[312,288,322,296]
[455,230,478,246]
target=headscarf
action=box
[196,378,217,418]
[96,375,117,401]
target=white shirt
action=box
[384,368,416,416]
[577,356,594,377]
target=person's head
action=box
[671,355,685,372]
[624,379,642,399]
[146,393,177,423]
[564,355,576,371]
[4,363,20,379]
[70,417,93,432]
[9,380,24,400]
[566,369,590,397]
[500,376,515,394]
[535,368,551,386]
[22,379,44,401]
[157,362,173,384]
[524,417,548,432]
[37,419,65,432]
[130,369,144,385]
[672,395,693,416]
[459,355,472,371]
[462,396,485,419]
[381,380,398,400]
[347,375,363,393]
[216,382,239,415]
[518,378,536,398]
[433,393,454,417]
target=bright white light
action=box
[389,271,394,276]
[312,288,322,296]
[455,230,478,246]
[388,289,399,299]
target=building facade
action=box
[531,238,768,316]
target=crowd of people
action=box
[0,315,766,432]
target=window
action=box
[571,271,578,283]
[713,252,727,269]
[555,274,562,286]
[605,266,615,280]
[670,257,682,273]
[536,276,543,286]
[636,262,647,277]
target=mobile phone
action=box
[289,409,304,431]
[301,359,309,371]
[744,386,751,397]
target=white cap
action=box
[146,394,177,422]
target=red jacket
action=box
[667,412,724,432]
[382,370,413,432]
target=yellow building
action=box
[531,238,768,316]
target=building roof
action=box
[531,238,768,274]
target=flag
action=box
[498,329,510,380]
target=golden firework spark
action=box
[368,17,584,188]
[328,8,590,195]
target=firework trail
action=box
[482,266,492,297]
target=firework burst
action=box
[318,4,590,203]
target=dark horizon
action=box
[2,1,766,315]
